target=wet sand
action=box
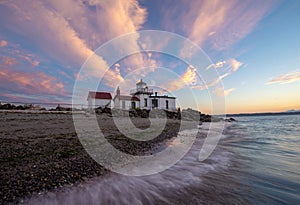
[0,112,183,204]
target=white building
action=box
[113,87,140,110]
[88,80,177,111]
[130,79,177,111]
[149,94,176,110]
[129,79,153,110]
[87,91,112,109]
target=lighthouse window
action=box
[144,99,147,107]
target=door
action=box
[131,101,136,109]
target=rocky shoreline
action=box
[0,107,234,204]
[0,112,184,204]
[0,102,234,123]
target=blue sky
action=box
[0,0,299,113]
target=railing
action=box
[130,88,153,95]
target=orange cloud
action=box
[212,58,243,80]
[266,70,300,85]
[163,0,278,50]
[213,87,235,97]
[229,58,243,71]
[1,0,147,88]
[1,56,18,66]
[0,40,8,47]
[0,64,67,96]
[162,65,205,92]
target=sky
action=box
[0,0,300,114]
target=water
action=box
[222,114,300,204]
[23,115,300,204]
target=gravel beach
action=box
[0,112,184,204]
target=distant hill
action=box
[286,109,300,113]
[226,111,300,117]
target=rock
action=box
[225,117,236,122]
[0,103,16,110]
[141,109,149,118]
[16,105,25,110]
[55,104,72,111]
[102,107,111,114]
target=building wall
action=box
[88,98,111,109]
[114,98,139,110]
[114,98,120,108]
[136,94,151,109]
[122,100,132,110]
[150,97,176,111]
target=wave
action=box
[23,125,232,205]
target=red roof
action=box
[88,92,112,100]
[118,95,140,101]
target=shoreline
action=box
[0,112,188,204]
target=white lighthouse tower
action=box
[130,79,153,109]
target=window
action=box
[122,100,125,109]
[152,99,158,108]
[166,100,169,109]
[144,99,147,107]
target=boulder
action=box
[225,117,236,122]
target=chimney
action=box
[117,86,120,96]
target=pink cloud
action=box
[1,56,18,66]
[0,65,67,96]
[163,0,279,50]
[267,70,300,85]
[1,0,147,88]
[0,40,8,47]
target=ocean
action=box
[221,114,300,204]
[23,114,300,205]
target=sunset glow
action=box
[1,0,299,114]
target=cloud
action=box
[213,58,243,76]
[0,40,41,68]
[162,65,204,92]
[266,70,300,85]
[17,54,40,67]
[213,87,236,97]
[0,40,8,47]
[215,60,226,68]
[0,65,67,97]
[162,64,236,98]
[31,60,39,67]
[163,0,278,50]
[161,57,243,94]
[229,58,243,71]
[0,0,147,88]
[204,58,243,88]
[1,56,18,66]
